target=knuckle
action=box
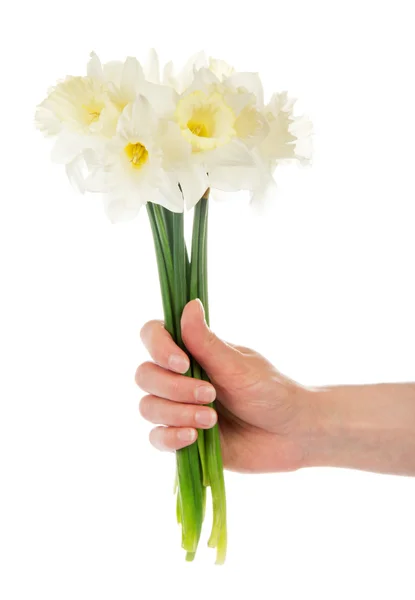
[169,375,183,398]
[204,329,218,350]
[134,361,152,388]
[181,407,194,425]
[138,395,152,418]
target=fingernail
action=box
[195,298,206,322]
[194,385,216,403]
[177,428,197,443]
[195,409,217,427]
[168,354,189,373]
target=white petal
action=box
[146,48,160,83]
[249,172,278,214]
[185,50,208,72]
[295,136,313,163]
[224,91,253,116]
[175,51,208,92]
[208,164,261,192]
[102,61,124,86]
[103,193,144,223]
[204,139,255,168]
[155,172,184,213]
[98,102,121,138]
[82,147,111,193]
[226,72,264,107]
[185,67,220,95]
[289,115,312,136]
[177,165,209,210]
[35,102,62,136]
[235,107,269,146]
[159,121,191,168]
[139,81,178,117]
[65,155,87,193]
[87,52,103,80]
[117,96,156,140]
[102,182,162,223]
[120,57,144,103]
[51,131,87,164]
[267,92,296,114]
[162,60,174,86]
[208,58,235,81]
[84,167,108,193]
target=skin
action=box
[136,299,415,477]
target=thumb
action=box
[181,299,244,380]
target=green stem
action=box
[192,191,228,565]
[160,206,174,252]
[146,204,175,338]
[152,204,175,309]
[171,211,204,556]
[205,424,227,564]
[197,194,210,327]
[147,204,203,557]
[161,204,190,530]
[190,197,209,487]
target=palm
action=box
[204,345,306,473]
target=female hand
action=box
[136,299,314,473]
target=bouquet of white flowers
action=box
[35,49,312,564]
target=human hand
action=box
[136,299,315,473]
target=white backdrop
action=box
[1,1,415,598]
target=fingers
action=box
[140,319,190,374]
[149,426,198,452]
[135,362,216,404]
[139,394,218,428]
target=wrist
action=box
[299,385,351,470]
[292,385,331,470]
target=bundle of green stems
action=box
[146,189,227,564]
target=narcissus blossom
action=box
[83,96,183,221]
[35,50,312,220]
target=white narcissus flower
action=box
[249,92,313,209]
[84,96,184,222]
[157,120,209,210]
[177,87,236,152]
[35,75,108,138]
[89,52,177,125]
[35,51,178,194]
[35,74,120,191]
[173,67,269,194]
[259,92,312,164]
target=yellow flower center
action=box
[124,142,149,169]
[87,109,101,124]
[187,121,210,138]
[176,90,236,152]
[81,95,105,127]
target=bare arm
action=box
[305,383,415,476]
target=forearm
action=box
[304,383,415,476]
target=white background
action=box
[1,0,415,598]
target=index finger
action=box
[140,319,190,374]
